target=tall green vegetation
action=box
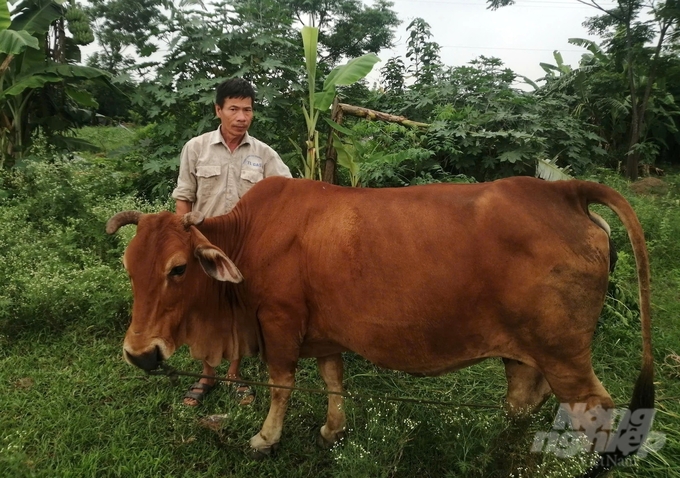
[0,0,114,167]
[365,21,605,183]
[580,0,680,180]
[11,0,671,190]
[82,0,398,195]
[300,25,379,179]
[0,133,153,336]
[491,0,680,180]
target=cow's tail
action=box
[576,180,654,477]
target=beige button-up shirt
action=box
[172,127,292,217]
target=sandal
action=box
[234,382,256,406]
[183,381,215,407]
[226,374,255,406]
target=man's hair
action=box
[215,78,256,108]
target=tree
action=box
[583,0,680,179]
[376,18,444,119]
[281,0,399,66]
[300,25,379,180]
[111,0,399,196]
[405,18,442,88]
[85,0,167,75]
[490,0,680,179]
[0,0,114,167]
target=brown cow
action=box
[107,176,653,477]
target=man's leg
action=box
[227,358,255,406]
[183,361,217,407]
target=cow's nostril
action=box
[126,346,163,372]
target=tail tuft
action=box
[577,364,655,478]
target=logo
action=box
[531,404,665,460]
[243,155,263,169]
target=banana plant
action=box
[0,0,112,167]
[536,156,573,181]
[334,142,360,186]
[539,50,572,79]
[300,25,379,180]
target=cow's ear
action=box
[190,226,243,283]
[195,245,243,283]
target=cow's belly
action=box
[300,316,514,375]
[297,333,491,374]
[349,336,500,375]
[298,340,349,358]
[299,337,490,376]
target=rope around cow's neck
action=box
[147,362,504,409]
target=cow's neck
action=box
[189,211,260,363]
[200,212,244,261]
[183,283,259,365]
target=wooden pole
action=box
[338,103,429,129]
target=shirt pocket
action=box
[239,167,264,197]
[195,165,222,196]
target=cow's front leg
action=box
[249,362,296,458]
[317,353,346,447]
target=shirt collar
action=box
[210,126,252,148]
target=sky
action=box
[371,0,616,86]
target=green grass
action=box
[1,165,679,477]
[2,326,677,478]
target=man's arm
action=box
[263,147,292,178]
[175,200,192,215]
[172,141,198,208]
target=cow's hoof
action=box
[317,429,346,448]
[249,442,280,460]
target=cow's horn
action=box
[182,211,204,228]
[106,211,143,234]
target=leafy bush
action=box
[362,56,610,181]
[424,93,606,181]
[0,157,167,337]
[74,124,179,201]
[336,120,476,187]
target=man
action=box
[172,78,292,406]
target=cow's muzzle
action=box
[124,346,163,372]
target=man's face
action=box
[215,96,253,140]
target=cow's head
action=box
[106,210,243,372]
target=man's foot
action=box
[227,374,255,406]
[183,381,215,407]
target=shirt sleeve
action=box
[171,141,197,203]
[263,146,292,178]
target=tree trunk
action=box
[322,98,343,184]
[55,19,66,63]
[626,96,640,181]
[626,141,640,181]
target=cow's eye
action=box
[169,265,186,277]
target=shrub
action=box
[0,158,168,337]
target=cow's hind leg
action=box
[503,358,552,418]
[316,354,346,447]
[542,364,616,454]
[249,361,296,458]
